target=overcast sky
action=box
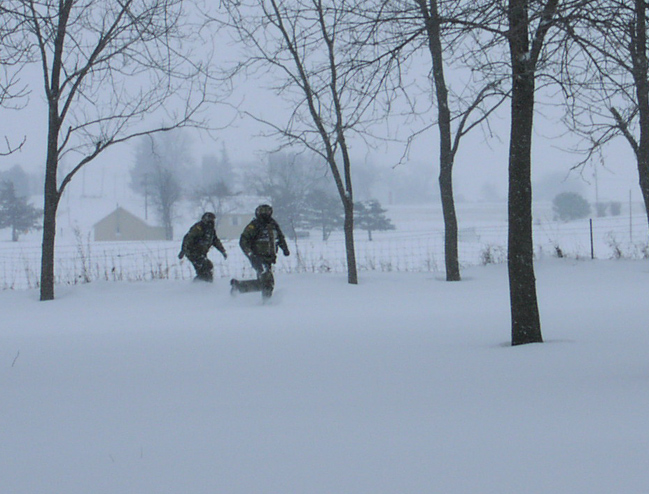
[0,26,641,208]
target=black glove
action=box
[282,246,290,256]
[222,250,228,259]
[178,251,185,260]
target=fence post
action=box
[590,218,594,259]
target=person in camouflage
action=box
[232,204,289,297]
[178,212,227,282]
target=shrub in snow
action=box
[552,192,591,222]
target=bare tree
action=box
[348,1,507,281]
[130,131,193,240]
[401,0,507,281]
[461,0,587,345]
[222,0,400,284]
[6,0,213,300]
[561,0,649,233]
[0,4,29,155]
[504,0,562,345]
[189,149,240,226]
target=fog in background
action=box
[0,20,641,226]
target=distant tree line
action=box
[129,141,395,242]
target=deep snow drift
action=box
[1,259,647,493]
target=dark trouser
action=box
[188,255,213,282]
[238,254,275,296]
[248,254,274,276]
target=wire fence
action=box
[1,213,648,290]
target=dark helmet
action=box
[255,204,273,221]
[201,212,216,223]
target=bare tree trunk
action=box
[440,169,460,280]
[343,197,358,284]
[40,128,61,301]
[417,0,460,281]
[566,0,649,235]
[12,0,209,300]
[39,2,69,301]
[631,0,649,232]
[507,0,543,345]
[639,158,649,228]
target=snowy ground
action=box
[1,259,647,493]
[3,200,649,290]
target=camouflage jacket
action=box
[181,222,226,258]
[239,218,288,260]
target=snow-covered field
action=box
[1,199,648,492]
[2,201,649,290]
[1,259,648,493]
